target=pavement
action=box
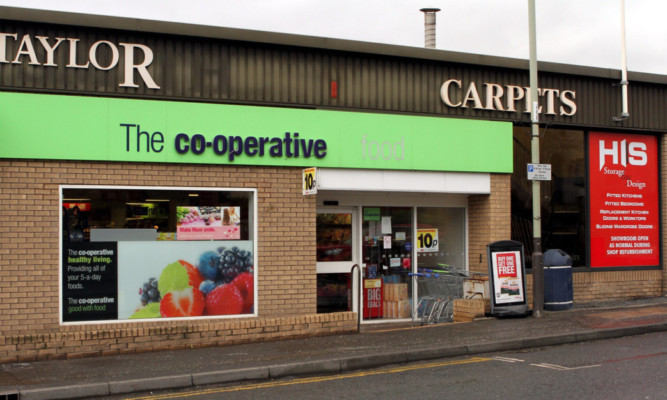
[1,296,666,400]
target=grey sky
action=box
[0,0,663,75]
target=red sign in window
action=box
[588,132,659,267]
[363,279,383,319]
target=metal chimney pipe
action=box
[420,8,441,49]
[617,0,630,120]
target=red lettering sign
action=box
[496,253,517,278]
[588,132,659,267]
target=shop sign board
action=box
[588,132,659,267]
[303,167,317,195]
[486,240,529,317]
[416,228,439,253]
[440,78,577,116]
[0,32,160,89]
[527,163,551,181]
[0,92,512,174]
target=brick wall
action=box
[0,159,357,363]
[468,174,512,274]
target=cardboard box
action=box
[396,284,408,301]
[397,300,411,319]
[453,299,486,322]
[383,301,396,319]
[382,300,411,319]
[384,284,394,301]
[385,283,408,302]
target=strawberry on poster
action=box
[117,241,254,320]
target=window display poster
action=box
[491,251,525,305]
[62,242,118,322]
[117,241,254,320]
[177,206,240,240]
[62,241,255,322]
[588,132,659,267]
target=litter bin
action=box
[543,249,573,311]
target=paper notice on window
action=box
[381,216,392,234]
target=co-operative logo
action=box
[599,139,647,171]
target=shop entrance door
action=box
[316,208,359,314]
[361,207,413,321]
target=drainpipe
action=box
[614,0,630,122]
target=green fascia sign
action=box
[0,91,512,173]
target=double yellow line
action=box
[125,357,492,400]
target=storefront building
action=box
[0,7,665,362]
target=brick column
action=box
[468,173,512,274]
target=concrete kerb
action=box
[16,321,667,400]
[405,345,469,363]
[108,374,193,395]
[268,359,341,379]
[20,383,109,400]
[339,351,408,371]
[192,366,269,386]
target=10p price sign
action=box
[417,228,439,253]
[303,167,318,195]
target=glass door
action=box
[316,208,358,314]
[361,207,413,321]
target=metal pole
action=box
[528,0,544,317]
[619,0,629,118]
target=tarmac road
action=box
[91,331,667,400]
[1,297,666,400]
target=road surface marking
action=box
[122,357,492,400]
[530,362,600,371]
[492,356,525,363]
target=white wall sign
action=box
[0,33,160,89]
[440,79,577,116]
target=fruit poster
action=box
[117,241,254,320]
[177,206,241,240]
[62,242,118,322]
[588,132,659,267]
[490,251,525,304]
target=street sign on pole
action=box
[527,163,551,181]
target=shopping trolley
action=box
[410,264,474,325]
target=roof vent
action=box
[420,8,441,49]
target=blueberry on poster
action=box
[117,241,254,319]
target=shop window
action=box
[316,273,350,313]
[316,213,352,262]
[416,207,466,271]
[512,127,586,267]
[61,186,256,323]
